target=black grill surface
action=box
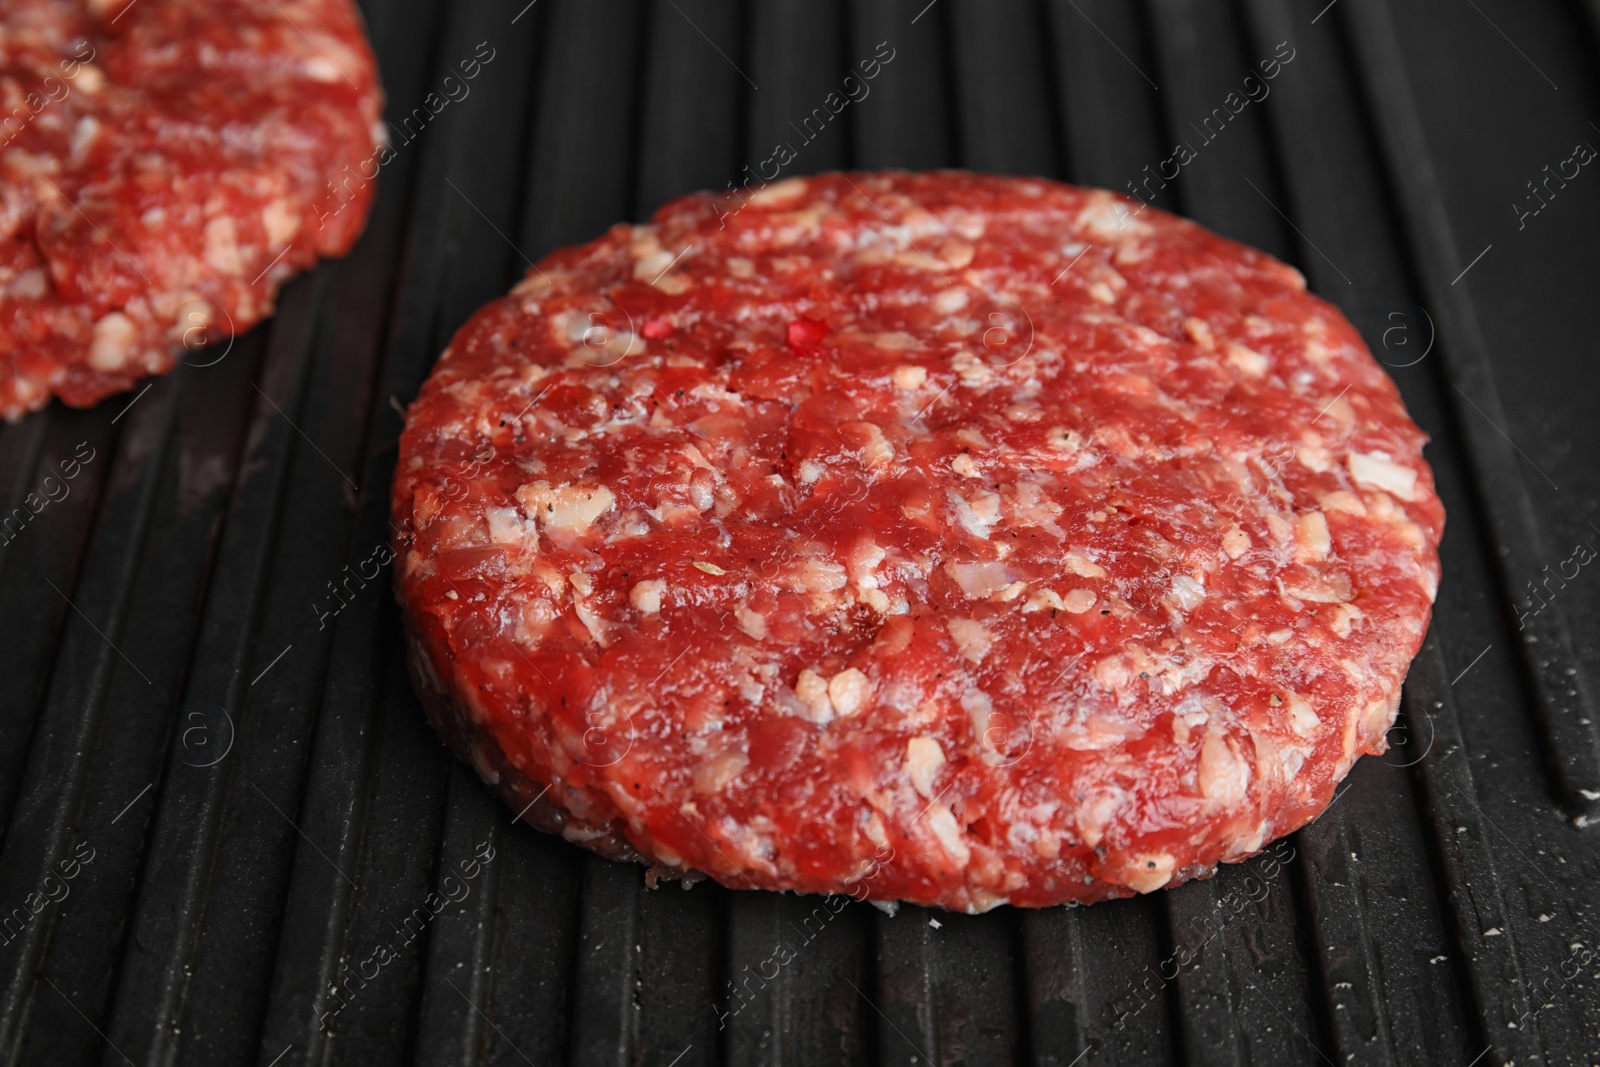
[2,1,1598,1064]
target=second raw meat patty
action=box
[0,0,384,418]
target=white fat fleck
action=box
[951,454,980,478]
[1091,654,1130,693]
[794,668,834,722]
[693,750,749,794]
[1048,428,1083,453]
[166,289,235,345]
[1064,548,1106,578]
[574,600,607,645]
[893,365,928,390]
[1319,394,1357,428]
[1222,524,1251,560]
[963,688,1011,766]
[1286,693,1318,736]
[1199,733,1249,808]
[1225,342,1270,377]
[5,269,47,299]
[951,211,987,240]
[6,149,57,178]
[948,490,1000,539]
[795,558,848,594]
[946,618,992,663]
[629,579,666,614]
[1338,702,1362,774]
[828,669,872,717]
[951,349,994,385]
[1303,338,1336,371]
[1023,590,1064,613]
[301,54,344,82]
[262,199,298,247]
[947,560,1014,599]
[873,331,920,350]
[1286,571,1353,604]
[70,117,99,159]
[517,482,616,537]
[936,240,974,269]
[633,248,676,280]
[486,506,533,548]
[955,427,991,451]
[1348,452,1418,501]
[1419,561,1439,603]
[861,812,890,851]
[511,270,554,299]
[88,311,136,371]
[1062,589,1097,614]
[924,804,971,866]
[204,216,243,274]
[1007,480,1058,530]
[1296,445,1333,474]
[1124,853,1177,894]
[72,63,106,93]
[1363,691,1398,747]
[1228,820,1269,860]
[1169,574,1205,611]
[1319,490,1367,516]
[1075,190,1148,240]
[747,177,808,206]
[847,539,888,582]
[854,422,894,467]
[1328,602,1364,638]
[905,737,945,800]
[1156,658,1214,697]
[932,287,969,314]
[735,606,767,639]
[1076,792,1121,848]
[1294,511,1332,562]
[796,459,825,485]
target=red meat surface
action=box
[0,0,383,418]
[393,172,1444,912]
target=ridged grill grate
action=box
[0,1,1597,1064]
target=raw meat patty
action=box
[393,172,1444,912]
[0,0,383,418]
